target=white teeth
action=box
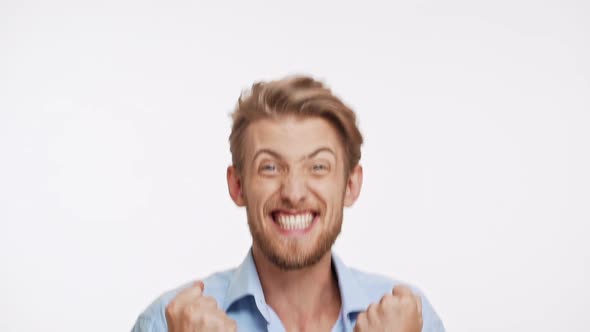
[276,213,314,230]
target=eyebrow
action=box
[252,147,336,164]
[306,147,335,159]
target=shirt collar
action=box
[222,249,271,321]
[222,249,372,324]
[331,253,372,318]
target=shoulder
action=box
[131,268,236,332]
[350,268,446,332]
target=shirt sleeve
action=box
[420,291,446,332]
[130,299,170,332]
[131,316,156,332]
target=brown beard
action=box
[246,207,343,271]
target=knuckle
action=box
[367,303,377,315]
[200,316,212,328]
[356,315,367,328]
[181,305,194,318]
[400,295,414,307]
[398,285,411,293]
[228,319,238,331]
[367,303,380,320]
[389,295,401,308]
[202,296,217,307]
[380,294,394,307]
[203,315,222,329]
[165,302,175,315]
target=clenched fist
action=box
[354,285,423,332]
[165,281,237,332]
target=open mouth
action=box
[270,210,319,231]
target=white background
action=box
[1,0,588,331]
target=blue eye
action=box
[312,164,329,172]
[259,163,278,174]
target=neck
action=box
[252,245,342,332]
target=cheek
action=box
[308,178,345,203]
[246,178,281,204]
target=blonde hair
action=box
[229,75,363,174]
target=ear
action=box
[227,165,246,207]
[343,164,363,207]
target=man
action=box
[132,76,445,332]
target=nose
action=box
[280,172,307,206]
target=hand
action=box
[354,285,423,332]
[165,281,237,332]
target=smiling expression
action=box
[227,115,362,270]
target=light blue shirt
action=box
[132,250,445,331]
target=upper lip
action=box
[272,209,316,215]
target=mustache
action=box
[263,196,321,214]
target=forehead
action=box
[243,116,343,160]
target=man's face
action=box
[232,116,359,270]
